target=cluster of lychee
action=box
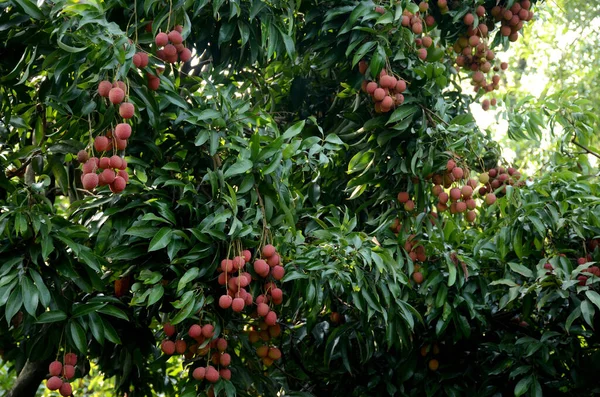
[360,66,407,113]
[155,25,192,64]
[420,343,441,371]
[401,3,437,60]
[491,0,534,42]
[544,253,599,286]
[79,80,132,193]
[45,353,77,396]
[426,159,488,221]
[477,165,524,197]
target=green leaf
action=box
[148,227,173,252]
[178,268,199,291]
[13,0,44,19]
[21,277,38,317]
[386,105,418,125]
[580,300,595,328]
[352,41,376,67]
[223,159,253,179]
[147,285,165,306]
[5,285,22,325]
[508,262,533,278]
[101,317,121,344]
[282,120,305,140]
[97,305,129,321]
[585,290,600,311]
[28,269,51,307]
[171,296,196,324]
[514,375,532,396]
[36,310,67,324]
[72,303,106,318]
[69,321,88,353]
[88,312,105,345]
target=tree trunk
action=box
[6,359,49,397]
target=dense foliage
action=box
[1,0,599,396]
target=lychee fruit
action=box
[219,352,231,367]
[109,87,125,104]
[205,366,219,383]
[175,340,187,354]
[76,149,89,163]
[192,367,205,380]
[262,244,276,258]
[59,382,72,396]
[201,324,214,338]
[98,80,112,97]
[485,193,497,205]
[94,136,110,152]
[188,324,202,338]
[47,376,63,391]
[155,32,168,46]
[163,323,176,337]
[62,364,75,380]
[232,297,245,312]
[110,176,126,193]
[115,123,132,140]
[161,340,176,355]
[49,361,63,376]
[268,347,282,360]
[109,155,123,169]
[219,294,233,309]
[168,30,183,44]
[373,88,386,101]
[119,103,135,119]
[412,272,424,284]
[82,173,99,190]
[179,48,192,62]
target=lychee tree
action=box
[1,0,600,396]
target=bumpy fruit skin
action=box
[262,244,276,258]
[219,294,233,309]
[202,324,215,338]
[192,367,205,380]
[148,75,160,91]
[115,123,132,140]
[49,361,63,376]
[119,103,135,119]
[188,324,202,338]
[397,192,409,203]
[63,364,75,380]
[101,169,116,184]
[163,323,175,337]
[47,376,63,390]
[257,302,269,317]
[485,193,497,205]
[109,87,125,104]
[64,353,77,366]
[175,340,187,354]
[179,48,192,62]
[108,155,123,169]
[271,265,285,280]
[161,340,176,355]
[216,338,227,352]
[205,366,219,383]
[254,259,269,277]
[256,345,269,357]
[268,347,282,360]
[232,297,245,312]
[155,32,168,46]
[168,30,183,44]
[412,272,424,284]
[82,173,99,190]
[77,149,89,163]
[94,136,110,152]
[98,80,112,97]
[219,352,231,366]
[60,382,74,396]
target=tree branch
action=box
[6,358,52,397]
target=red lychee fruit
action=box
[366,82,378,95]
[99,157,110,169]
[98,80,112,97]
[192,367,205,380]
[94,136,110,152]
[148,75,160,90]
[161,340,176,355]
[270,287,283,301]
[232,297,245,312]
[262,244,276,258]
[464,13,474,25]
[115,123,132,140]
[47,376,63,390]
[219,368,231,380]
[446,159,456,171]
[271,265,285,280]
[77,149,89,163]
[268,347,282,360]
[188,324,202,338]
[461,185,473,198]
[373,88,386,101]
[168,30,183,44]
[110,176,126,193]
[412,271,424,284]
[202,324,214,338]
[485,193,497,205]
[219,352,231,366]
[59,382,72,396]
[205,366,219,383]
[175,340,187,354]
[119,103,135,119]
[100,169,116,184]
[82,173,99,190]
[49,361,63,376]
[219,294,233,309]
[397,191,410,203]
[163,323,176,337]
[265,311,277,326]
[109,155,123,169]
[63,364,75,380]
[452,167,464,180]
[267,254,280,267]
[179,48,192,62]
[109,87,125,104]
[358,60,368,75]
[242,249,252,262]
[257,303,269,317]
[466,210,476,222]
[155,32,168,46]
